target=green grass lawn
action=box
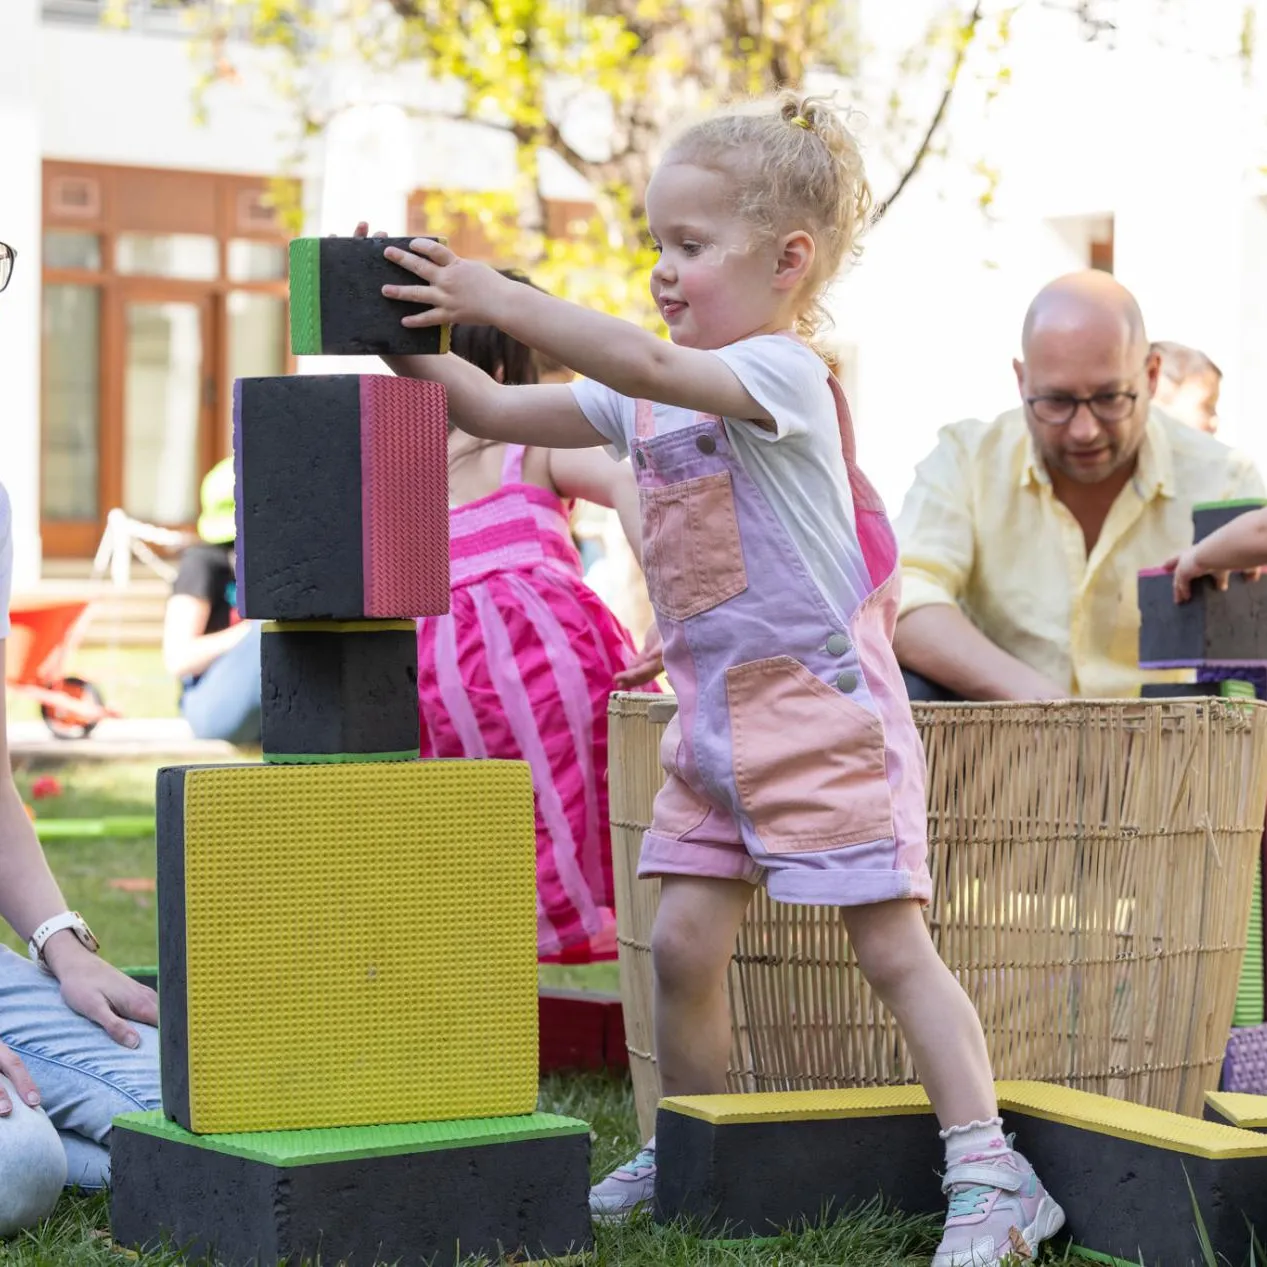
[5,759,1099,1265]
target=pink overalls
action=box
[633,368,933,905]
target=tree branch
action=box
[871,1,985,223]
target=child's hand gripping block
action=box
[260,621,419,763]
[157,760,538,1134]
[289,236,452,357]
[234,375,448,620]
[1138,567,1267,668]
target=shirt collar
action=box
[1019,407,1176,499]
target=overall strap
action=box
[634,399,657,440]
[500,443,526,484]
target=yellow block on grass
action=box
[159,759,537,1134]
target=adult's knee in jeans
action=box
[0,1099,67,1237]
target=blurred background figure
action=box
[1152,340,1222,435]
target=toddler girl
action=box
[373,94,1064,1266]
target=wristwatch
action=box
[28,911,100,970]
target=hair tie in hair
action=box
[791,114,811,130]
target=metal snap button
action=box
[696,435,717,455]
[835,671,858,693]
[635,450,647,468]
[826,633,851,657]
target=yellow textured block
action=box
[660,1085,933,1125]
[157,760,537,1134]
[1206,1090,1267,1131]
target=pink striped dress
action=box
[418,444,656,963]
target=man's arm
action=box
[893,606,1067,701]
[892,425,1068,702]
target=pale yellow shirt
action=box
[894,407,1265,698]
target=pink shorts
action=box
[639,769,932,907]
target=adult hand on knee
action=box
[0,1041,40,1113]
[45,941,157,1050]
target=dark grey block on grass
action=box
[1194,499,1267,544]
[654,1105,943,1236]
[111,1111,592,1267]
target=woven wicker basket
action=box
[609,695,1267,1138]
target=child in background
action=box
[1168,506,1267,600]
[370,92,1064,1266]
[400,266,663,964]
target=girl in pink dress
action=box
[415,274,662,963]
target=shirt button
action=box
[835,671,858,693]
[696,435,717,455]
[826,633,851,656]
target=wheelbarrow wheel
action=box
[41,676,105,740]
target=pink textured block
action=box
[360,377,450,618]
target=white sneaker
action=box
[588,1140,656,1223]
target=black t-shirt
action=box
[172,543,237,636]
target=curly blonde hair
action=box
[662,91,871,336]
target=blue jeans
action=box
[0,947,160,1205]
[180,620,263,743]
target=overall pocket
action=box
[641,471,747,622]
[726,656,895,852]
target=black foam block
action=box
[235,375,364,620]
[1005,1107,1267,1264]
[110,1113,593,1267]
[260,622,419,762]
[290,236,449,357]
[155,766,191,1131]
[1194,500,1267,543]
[655,1094,943,1235]
[1138,570,1267,666]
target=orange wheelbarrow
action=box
[5,600,119,739]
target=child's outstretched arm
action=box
[1166,507,1267,601]
[547,449,642,565]
[381,240,773,425]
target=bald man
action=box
[892,272,1264,700]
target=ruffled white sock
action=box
[940,1117,1008,1167]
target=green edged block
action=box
[262,748,419,765]
[1236,864,1265,1026]
[111,1110,592,1267]
[287,237,321,355]
[1194,498,1267,543]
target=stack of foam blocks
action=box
[1139,497,1267,1093]
[110,237,592,1266]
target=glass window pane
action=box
[123,300,203,524]
[115,233,219,280]
[226,291,286,444]
[43,231,101,271]
[41,285,100,521]
[227,239,286,282]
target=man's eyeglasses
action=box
[1025,389,1139,427]
[0,243,15,293]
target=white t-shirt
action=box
[571,335,870,622]
[0,484,11,638]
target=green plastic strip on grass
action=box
[261,750,419,765]
[113,1109,588,1166]
[288,237,322,355]
[35,816,154,841]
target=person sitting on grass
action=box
[162,457,261,744]
[1167,505,1267,601]
[0,481,160,1236]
